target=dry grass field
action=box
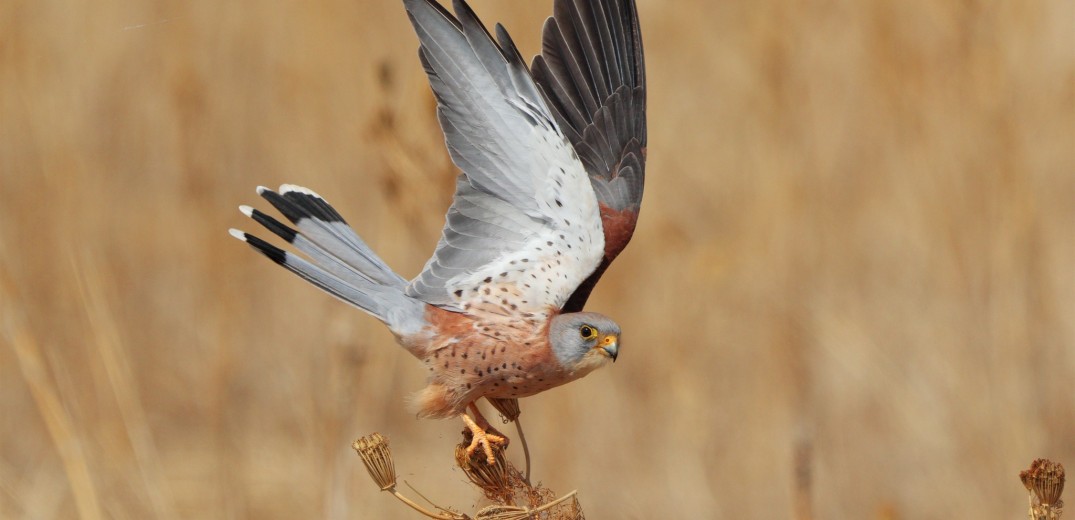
[2,0,1073,518]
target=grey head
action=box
[549,312,621,371]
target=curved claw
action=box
[460,413,507,464]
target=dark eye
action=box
[579,325,597,340]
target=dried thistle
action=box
[1021,458,1065,520]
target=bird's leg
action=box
[461,403,507,464]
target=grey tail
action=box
[230,184,426,336]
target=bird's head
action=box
[549,312,621,373]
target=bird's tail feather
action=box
[231,185,426,336]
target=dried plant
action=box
[353,428,583,519]
[352,433,468,520]
[1021,458,1065,520]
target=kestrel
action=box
[230,0,645,463]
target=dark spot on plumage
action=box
[546,241,553,246]
[481,352,486,360]
[483,277,492,283]
[522,258,529,263]
[477,370,483,376]
[564,219,571,225]
[454,289,463,297]
[484,288,491,295]
[501,363,507,369]
[466,383,472,389]
[500,287,508,292]
[494,382,499,387]
[510,304,517,310]
[500,272,508,277]
[555,199,562,207]
[500,346,506,353]
[460,369,465,374]
[443,361,448,368]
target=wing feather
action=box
[402,0,606,317]
[532,0,646,312]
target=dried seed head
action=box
[487,398,521,423]
[353,433,396,491]
[1021,458,1065,506]
[456,437,513,502]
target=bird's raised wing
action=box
[531,0,646,312]
[403,0,605,318]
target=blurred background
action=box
[2,0,1073,518]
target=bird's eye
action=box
[579,325,597,340]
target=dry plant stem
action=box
[72,254,177,519]
[353,434,467,520]
[513,416,531,484]
[388,487,466,520]
[487,398,530,482]
[475,490,579,520]
[2,269,104,520]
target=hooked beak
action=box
[599,334,619,362]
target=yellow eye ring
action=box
[579,325,598,340]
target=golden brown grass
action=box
[2,0,1073,518]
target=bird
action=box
[230,0,646,464]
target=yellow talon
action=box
[460,413,506,464]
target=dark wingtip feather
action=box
[230,229,288,265]
[241,205,298,243]
[258,185,348,226]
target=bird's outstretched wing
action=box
[531,0,646,312]
[403,0,606,318]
